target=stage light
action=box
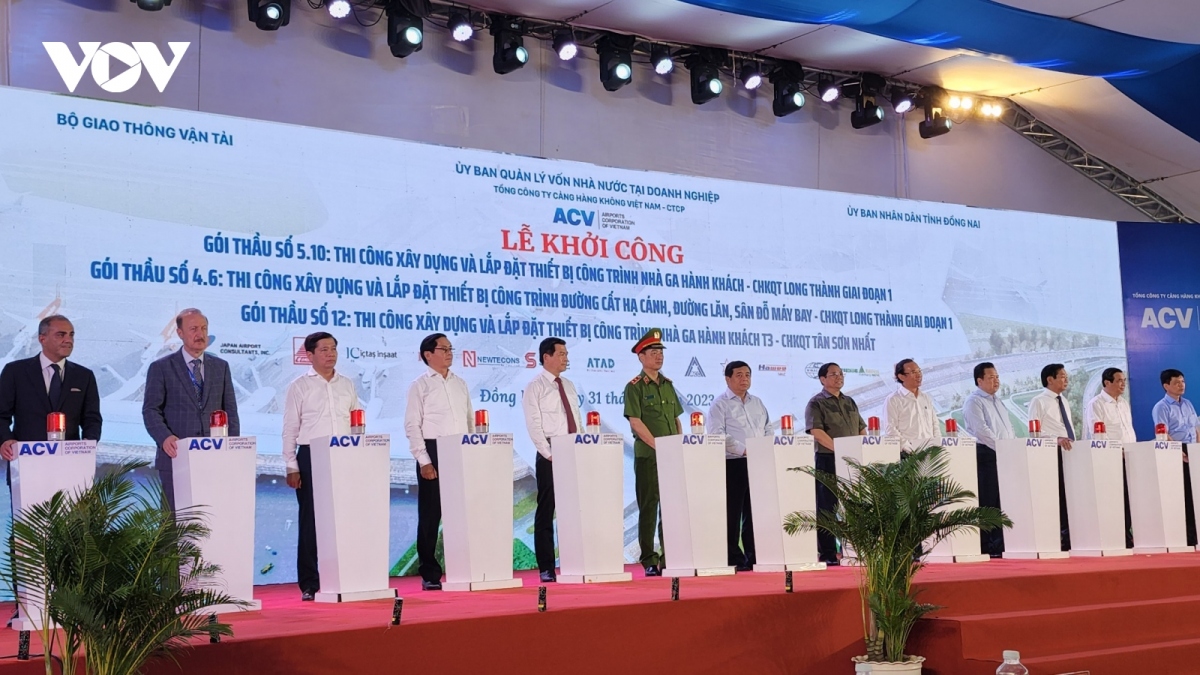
[917,86,952,139]
[851,98,884,129]
[818,74,839,103]
[552,28,577,61]
[740,62,762,90]
[891,88,914,114]
[448,11,473,42]
[386,4,423,58]
[248,0,290,30]
[490,15,528,75]
[980,101,1005,118]
[769,62,805,117]
[960,96,974,111]
[652,45,674,75]
[686,52,724,104]
[948,95,962,109]
[327,0,350,19]
[597,34,634,91]
[132,0,171,9]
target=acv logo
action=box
[43,42,190,93]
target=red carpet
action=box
[1,555,1199,674]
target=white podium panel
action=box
[173,436,262,612]
[997,438,1068,559]
[926,437,990,564]
[833,435,902,482]
[1062,440,1131,557]
[552,433,632,584]
[1126,440,1193,554]
[311,434,396,602]
[11,440,96,631]
[657,434,735,577]
[439,433,523,592]
[746,434,825,572]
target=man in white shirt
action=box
[707,360,771,571]
[281,332,359,601]
[404,333,474,591]
[884,358,940,452]
[1027,363,1074,551]
[521,337,583,583]
[1083,367,1135,548]
[962,362,1015,557]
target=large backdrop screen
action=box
[0,86,1126,582]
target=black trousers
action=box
[157,467,176,515]
[416,439,443,583]
[815,451,838,561]
[295,444,319,594]
[534,453,557,573]
[975,443,1004,556]
[1058,447,1071,551]
[726,457,755,566]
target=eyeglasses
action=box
[435,346,454,354]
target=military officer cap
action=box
[632,328,666,354]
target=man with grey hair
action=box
[0,314,102,462]
[143,308,240,511]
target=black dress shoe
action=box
[735,562,754,572]
[643,565,661,577]
[539,570,556,583]
[422,580,442,591]
[300,590,315,602]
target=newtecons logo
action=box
[461,350,535,368]
[43,42,190,93]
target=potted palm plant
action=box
[784,446,1010,673]
[6,461,244,675]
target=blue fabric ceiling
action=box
[683,0,1200,143]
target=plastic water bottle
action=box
[996,650,1028,674]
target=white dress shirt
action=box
[883,386,940,451]
[708,388,772,458]
[39,352,67,393]
[962,387,1015,449]
[1028,388,1075,441]
[404,367,474,466]
[281,368,360,473]
[1084,391,1136,443]
[522,369,583,459]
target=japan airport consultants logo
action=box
[43,42,190,93]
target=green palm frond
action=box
[785,446,1012,662]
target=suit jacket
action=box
[142,349,240,470]
[0,355,103,444]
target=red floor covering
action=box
[1,554,1199,674]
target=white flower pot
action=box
[851,655,925,673]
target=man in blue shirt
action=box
[1152,368,1197,545]
[962,362,1014,557]
[708,360,772,571]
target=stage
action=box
[1,554,1199,674]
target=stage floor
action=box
[2,554,1200,674]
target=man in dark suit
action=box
[142,308,240,511]
[0,314,102,462]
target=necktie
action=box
[48,364,63,411]
[1057,395,1075,441]
[556,377,578,434]
[190,359,205,404]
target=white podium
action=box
[11,440,96,631]
[1062,439,1131,557]
[746,434,825,572]
[439,432,523,591]
[997,438,1068,559]
[173,436,262,612]
[310,434,396,602]
[1126,440,1193,554]
[925,437,990,564]
[833,435,902,482]
[657,434,735,577]
[551,433,632,584]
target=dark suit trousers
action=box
[534,453,556,573]
[975,443,1004,556]
[815,451,838,561]
[417,439,443,583]
[158,466,176,514]
[726,457,755,566]
[1058,447,1071,551]
[296,445,319,593]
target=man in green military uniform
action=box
[623,328,683,577]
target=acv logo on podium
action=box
[43,42,190,93]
